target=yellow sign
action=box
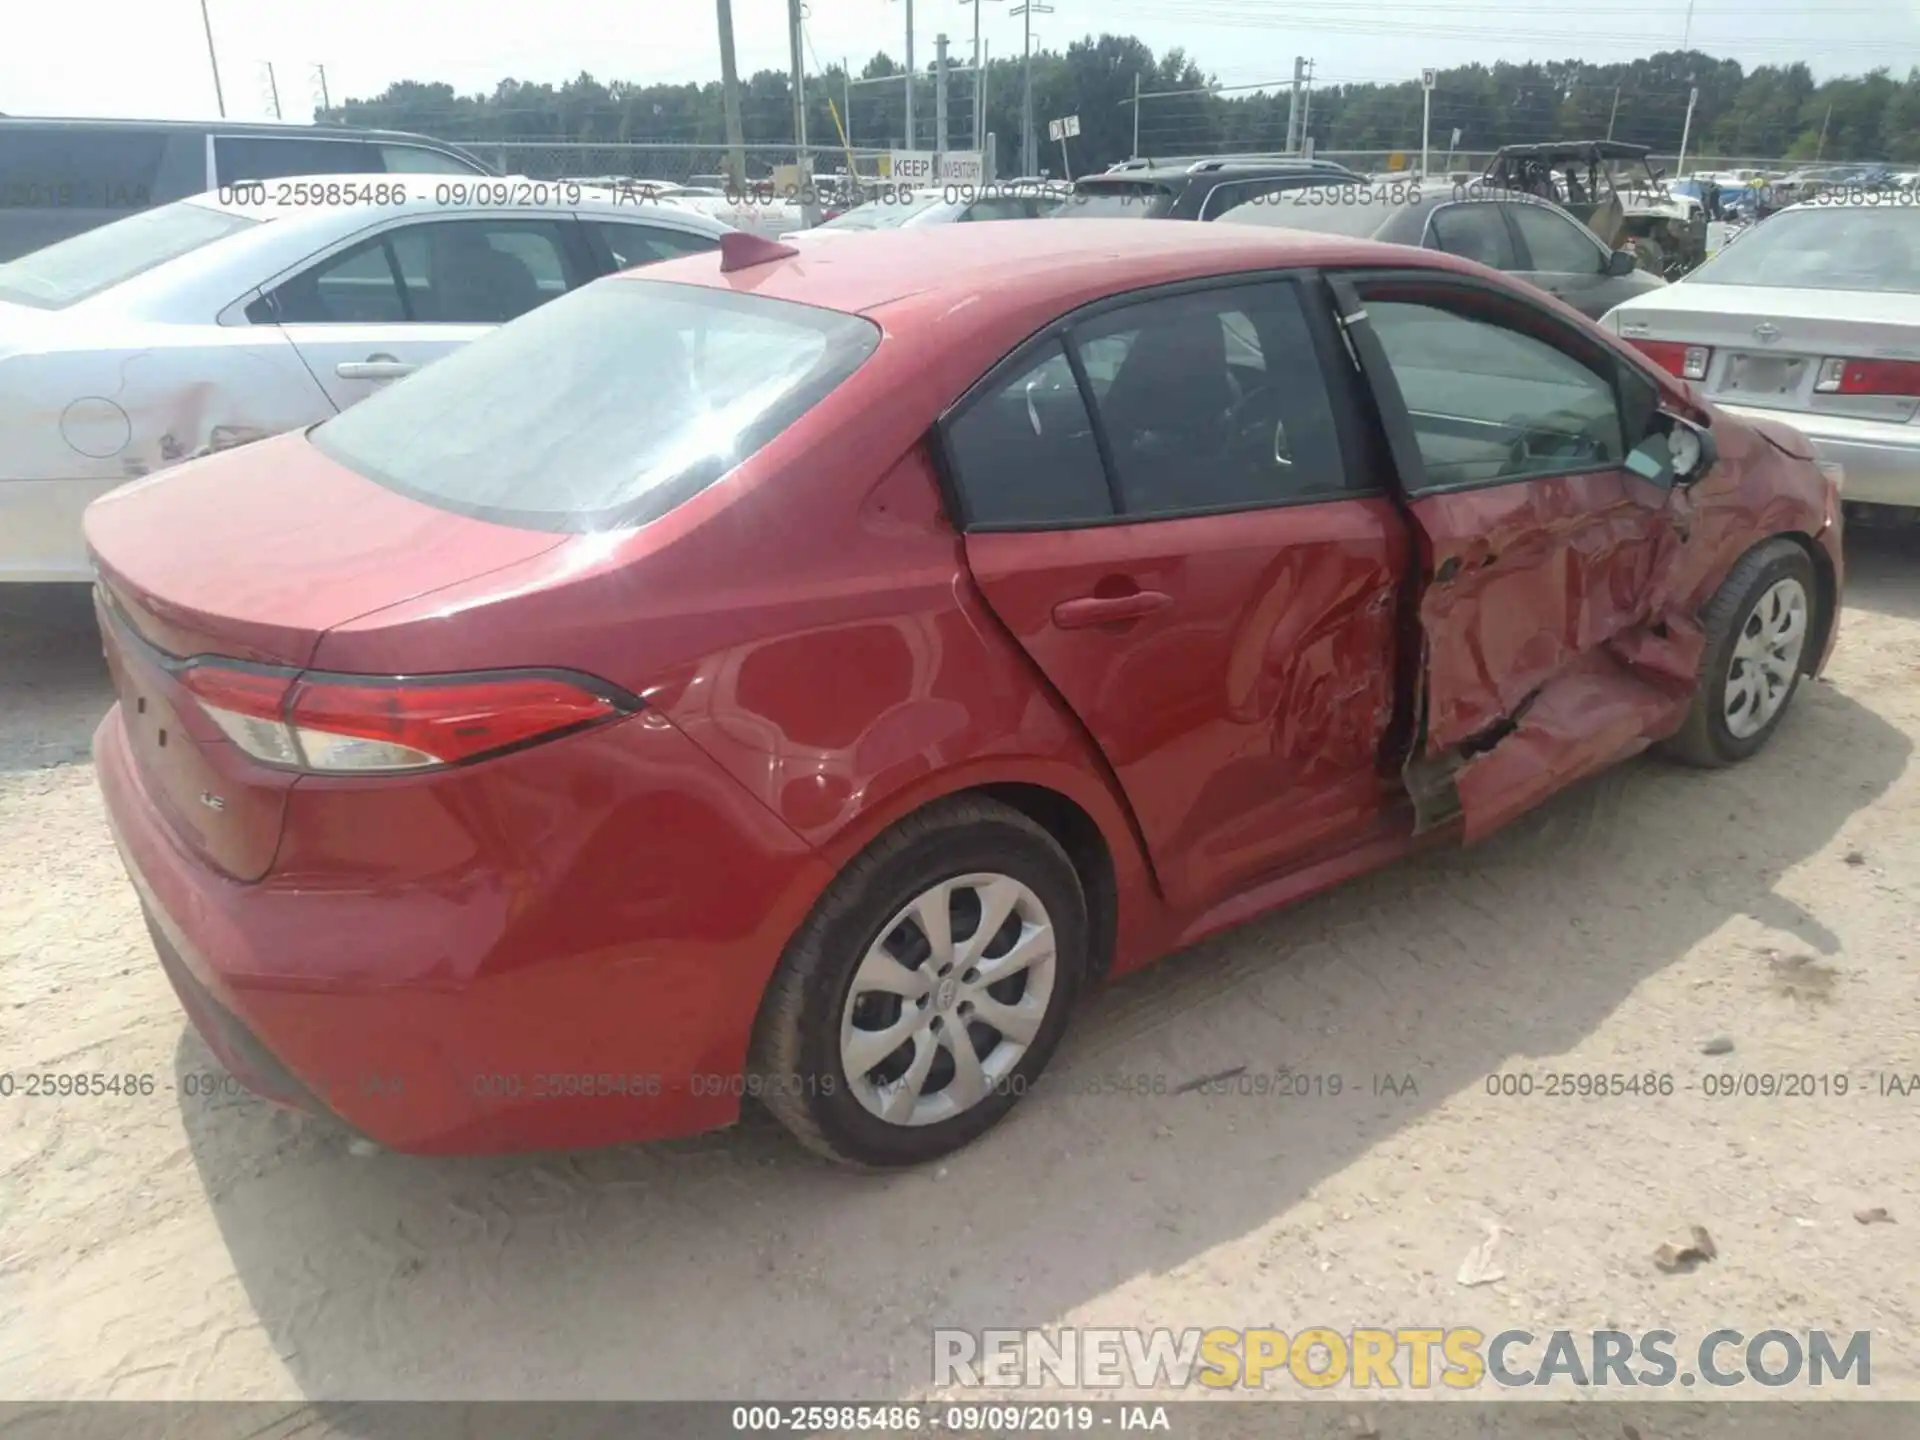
[1387,152,1407,171]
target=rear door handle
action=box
[1052,590,1173,629]
[336,358,417,381]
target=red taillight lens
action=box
[1814,356,1920,396]
[1628,339,1711,380]
[176,664,632,773]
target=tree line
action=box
[327,37,1920,174]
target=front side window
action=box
[214,135,383,184]
[1427,204,1519,269]
[311,278,881,531]
[1365,298,1625,490]
[0,199,257,308]
[1507,202,1604,274]
[260,219,577,326]
[1686,204,1920,293]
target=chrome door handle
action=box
[336,358,417,381]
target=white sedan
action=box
[0,177,732,581]
[1602,195,1920,515]
[780,184,1067,242]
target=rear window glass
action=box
[1053,183,1172,218]
[0,200,258,309]
[1213,195,1392,236]
[310,278,882,532]
[1686,204,1920,292]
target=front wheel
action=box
[1663,538,1819,767]
[749,797,1087,1167]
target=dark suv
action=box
[1051,156,1363,223]
[0,118,491,261]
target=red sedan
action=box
[86,222,1843,1166]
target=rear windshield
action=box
[821,193,948,229]
[1213,195,1394,236]
[1685,204,1920,292]
[310,278,882,532]
[1052,182,1172,218]
[0,200,258,309]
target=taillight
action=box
[1814,356,1920,396]
[178,663,634,773]
[1628,339,1712,381]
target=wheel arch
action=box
[1779,529,1839,676]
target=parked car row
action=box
[66,199,1850,1167]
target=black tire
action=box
[1662,538,1819,768]
[749,796,1087,1167]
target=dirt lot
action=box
[3,533,1918,1408]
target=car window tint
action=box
[381,220,572,324]
[945,343,1114,527]
[961,197,1033,222]
[214,136,383,183]
[1508,203,1602,273]
[1367,299,1625,489]
[1071,283,1349,515]
[1427,204,1519,269]
[378,144,483,175]
[266,235,407,323]
[0,126,168,209]
[589,220,720,267]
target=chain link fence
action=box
[456,141,907,186]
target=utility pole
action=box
[787,0,810,182]
[899,0,916,150]
[1676,83,1698,176]
[1815,103,1832,160]
[1420,68,1435,177]
[264,61,282,119]
[1132,72,1141,158]
[1012,0,1053,176]
[957,0,1000,153]
[1285,56,1304,153]
[199,0,226,118]
[717,0,748,188]
[1300,58,1315,154]
[1606,85,1621,140]
[844,59,854,149]
[936,34,950,155]
[313,63,331,114]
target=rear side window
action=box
[0,200,257,309]
[1508,202,1603,273]
[311,278,881,532]
[588,220,721,267]
[1427,204,1519,269]
[0,126,168,209]
[944,343,1115,526]
[379,144,484,175]
[214,136,383,183]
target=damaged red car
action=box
[85,221,1843,1167]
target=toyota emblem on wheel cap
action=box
[1753,322,1781,344]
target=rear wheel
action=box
[1663,539,1818,767]
[750,797,1086,1167]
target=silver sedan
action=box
[1601,195,1920,516]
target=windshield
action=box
[311,278,881,532]
[1213,195,1391,236]
[1051,183,1171,219]
[1685,204,1920,292]
[820,193,949,230]
[0,200,258,309]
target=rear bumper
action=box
[1716,404,1920,509]
[93,701,836,1154]
[0,478,125,582]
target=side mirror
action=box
[1606,247,1638,277]
[1625,413,1718,490]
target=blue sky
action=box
[3,0,1913,124]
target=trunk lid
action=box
[1617,284,1920,424]
[85,430,567,880]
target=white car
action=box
[1601,194,1920,514]
[0,177,732,581]
[779,185,1065,242]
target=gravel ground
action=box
[2,531,1917,1408]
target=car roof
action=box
[650,216,1457,315]
[182,175,732,232]
[1080,160,1350,186]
